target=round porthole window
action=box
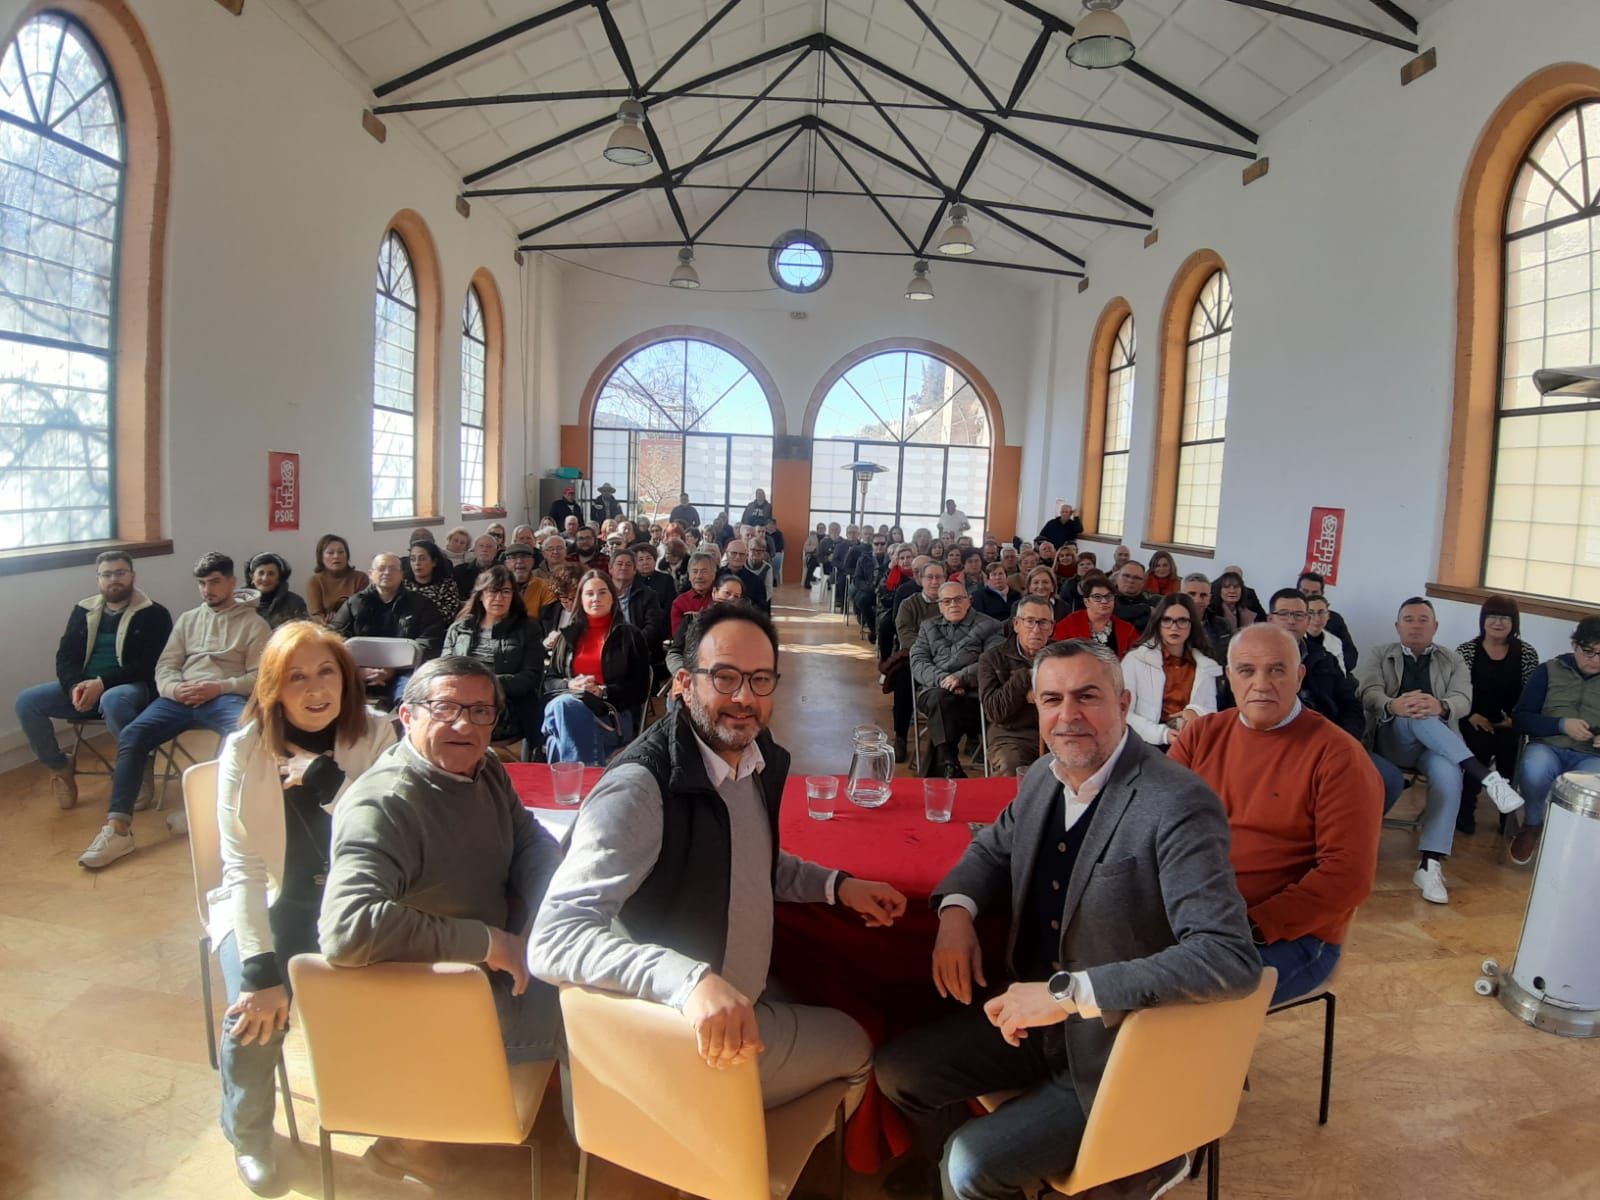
[769,229,832,293]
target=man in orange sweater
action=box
[1170,624,1381,1005]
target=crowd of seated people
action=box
[15,487,1600,1200]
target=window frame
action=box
[768,228,832,294]
[1078,297,1134,540]
[369,209,440,530]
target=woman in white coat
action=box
[1122,593,1223,747]
[212,621,394,1193]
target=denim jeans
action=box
[1367,749,1406,814]
[109,694,247,819]
[216,900,320,1157]
[877,1004,1086,1200]
[541,692,633,765]
[1259,935,1342,1006]
[1516,743,1600,828]
[1375,716,1473,856]
[14,680,150,770]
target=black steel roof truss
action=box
[898,0,1003,112]
[641,0,747,93]
[372,0,591,97]
[1217,0,1417,52]
[691,124,807,242]
[1004,26,1053,115]
[915,127,992,258]
[815,129,921,254]
[1363,0,1420,34]
[822,47,944,197]
[516,238,1083,279]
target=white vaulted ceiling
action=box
[293,0,1448,278]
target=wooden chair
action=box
[180,761,298,1139]
[560,984,847,1200]
[982,969,1276,1199]
[289,955,553,1200]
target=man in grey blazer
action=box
[876,640,1261,1200]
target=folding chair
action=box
[66,719,116,777]
[181,762,299,1141]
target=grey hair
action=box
[1015,595,1055,618]
[1183,572,1211,585]
[918,558,948,580]
[1030,638,1124,694]
[1226,622,1300,668]
[401,656,505,709]
[688,550,720,570]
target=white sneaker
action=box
[1413,860,1449,904]
[165,809,188,836]
[1483,770,1525,815]
[79,823,135,869]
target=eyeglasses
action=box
[938,596,971,606]
[96,569,132,580]
[1575,642,1600,657]
[1016,617,1054,629]
[1158,616,1192,628]
[690,667,781,696]
[483,587,515,598]
[1270,610,1309,621]
[1086,593,1114,604]
[414,699,500,725]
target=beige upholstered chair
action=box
[289,955,554,1200]
[180,760,298,1141]
[560,983,847,1200]
[982,968,1276,1199]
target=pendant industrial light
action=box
[904,259,934,301]
[938,204,976,256]
[603,98,653,166]
[1066,0,1135,69]
[668,246,700,289]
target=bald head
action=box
[1226,623,1305,731]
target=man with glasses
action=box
[321,656,562,1183]
[532,603,905,1111]
[851,533,891,634]
[722,539,769,613]
[1297,571,1358,671]
[1110,562,1156,632]
[1508,617,1600,864]
[978,596,1056,776]
[1259,589,1364,740]
[329,553,447,709]
[911,583,1005,778]
[15,551,172,811]
[1356,597,1525,904]
[1303,594,1348,674]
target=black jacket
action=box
[639,569,678,615]
[618,580,667,646]
[734,566,769,613]
[589,494,623,524]
[55,590,173,695]
[440,613,545,700]
[329,586,446,663]
[543,620,652,713]
[1035,515,1083,547]
[1320,610,1359,671]
[1114,592,1156,633]
[549,497,583,527]
[971,586,1018,622]
[454,558,498,597]
[740,499,773,527]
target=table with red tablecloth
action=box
[506,764,1017,1174]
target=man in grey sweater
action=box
[529,602,906,1108]
[320,656,561,1183]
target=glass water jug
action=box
[846,724,894,809]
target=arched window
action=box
[591,337,774,522]
[459,285,487,509]
[1079,299,1135,540]
[371,231,418,521]
[0,14,125,549]
[1483,101,1600,602]
[809,349,991,534]
[1174,269,1231,548]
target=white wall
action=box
[538,197,1051,453]
[1027,0,1597,660]
[0,0,533,764]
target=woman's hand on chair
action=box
[226,985,290,1045]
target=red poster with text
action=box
[1304,506,1344,585]
[268,451,299,531]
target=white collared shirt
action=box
[1236,699,1303,732]
[691,726,766,786]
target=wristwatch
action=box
[1047,970,1076,1005]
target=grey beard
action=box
[686,689,761,752]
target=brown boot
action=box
[50,767,78,810]
[1507,825,1542,866]
[365,1137,459,1189]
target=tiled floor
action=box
[1,585,1596,1198]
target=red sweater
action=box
[1052,609,1138,658]
[1169,708,1380,945]
[574,612,612,682]
[670,588,712,635]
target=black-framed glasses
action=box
[1159,616,1192,628]
[1270,610,1309,621]
[938,595,971,605]
[1086,593,1114,603]
[414,699,501,726]
[96,568,132,580]
[1016,617,1054,629]
[690,667,781,696]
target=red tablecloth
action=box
[506,764,1017,1173]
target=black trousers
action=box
[920,686,982,766]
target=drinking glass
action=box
[551,760,585,806]
[805,775,839,821]
[923,778,957,823]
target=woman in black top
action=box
[541,570,651,763]
[405,539,463,624]
[1455,594,1540,834]
[245,552,309,629]
[441,564,546,748]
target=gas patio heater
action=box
[843,461,887,528]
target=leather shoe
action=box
[894,735,908,764]
[234,1150,281,1196]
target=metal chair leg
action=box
[1319,992,1336,1125]
[1188,1142,1206,1179]
[277,1052,299,1145]
[199,935,217,1071]
[576,1149,590,1200]
[1206,1138,1220,1200]
[320,1128,335,1200]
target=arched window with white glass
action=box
[1098,314,1136,538]
[371,231,418,520]
[808,349,991,534]
[0,14,124,549]
[1485,100,1600,602]
[459,285,487,509]
[590,337,774,523]
[1174,269,1231,548]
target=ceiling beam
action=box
[518,239,1085,279]
[819,118,1087,268]
[672,48,813,180]
[640,0,745,93]
[916,127,991,258]
[1004,26,1053,115]
[823,47,944,190]
[899,0,1002,112]
[997,0,1258,145]
[1217,0,1417,52]
[829,38,1153,217]
[373,0,590,98]
[691,125,807,242]
[1363,0,1419,34]
[815,129,920,254]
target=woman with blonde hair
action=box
[212,622,395,1193]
